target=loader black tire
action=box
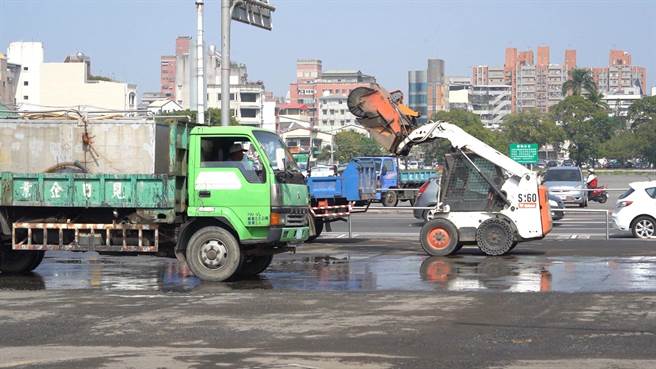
[185,226,242,282]
[476,218,515,256]
[420,218,460,256]
[0,242,45,274]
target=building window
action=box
[240,92,258,102]
[23,66,28,71]
[23,81,28,86]
[322,109,327,115]
[329,120,334,126]
[23,95,28,100]
[240,108,258,118]
[322,120,327,125]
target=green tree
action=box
[626,96,656,164]
[562,68,597,97]
[550,96,619,165]
[333,130,382,163]
[422,110,506,164]
[501,110,564,149]
[600,130,644,163]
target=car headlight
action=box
[549,200,558,207]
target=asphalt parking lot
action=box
[1,174,656,368]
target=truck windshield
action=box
[253,131,299,172]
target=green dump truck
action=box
[0,118,309,281]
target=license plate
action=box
[295,228,304,240]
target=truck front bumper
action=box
[268,226,310,243]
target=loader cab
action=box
[440,151,506,212]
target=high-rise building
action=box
[288,59,376,131]
[473,46,576,113]
[602,86,642,119]
[160,36,190,101]
[408,58,447,123]
[470,85,512,130]
[592,50,647,95]
[408,70,427,123]
[447,76,472,111]
[7,42,43,109]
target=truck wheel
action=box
[420,219,460,256]
[0,244,45,274]
[307,216,323,242]
[186,226,242,282]
[476,219,515,256]
[382,191,398,207]
[238,255,273,277]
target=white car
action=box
[612,181,656,238]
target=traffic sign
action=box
[509,143,538,164]
[232,0,275,30]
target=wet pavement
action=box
[2,240,655,294]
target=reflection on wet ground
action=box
[0,250,655,293]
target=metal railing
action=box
[335,205,612,240]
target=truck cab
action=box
[182,126,310,280]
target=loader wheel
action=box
[306,216,323,242]
[0,243,45,274]
[420,219,459,256]
[476,219,515,256]
[382,191,398,207]
[238,255,273,277]
[186,226,242,282]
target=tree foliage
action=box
[421,110,506,164]
[333,130,382,163]
[501,110,564,149]
[550,96,620,165]
[562,68,597,97]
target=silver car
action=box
[543,166,587,207]
[413,178,439,221]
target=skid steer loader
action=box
[347,85,552,256]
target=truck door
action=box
[380,158,398,188]
[189,134,271,230]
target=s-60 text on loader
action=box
[347,85,552,256]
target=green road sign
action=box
[509,143,539,164]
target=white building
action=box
[7,42,43,109]
[317,93,365,134]
[447,76,471,111]
[603,87,642,118]
[651,87,656,96]
[147,99,183,115]
[176,43,267,126]
[6,42,137,111]
[470,85,512,130]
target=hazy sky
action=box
[1,0,655,97]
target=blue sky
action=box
[1,0,654,97]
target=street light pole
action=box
[196,0,205,124]
[220,0,231,126]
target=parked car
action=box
[407,160,420,170]
[562,159,575,167]
[413,178,440,222]
[548,193,565,221]
[543,166,588,207]
[612,181,656,238]
[546,160,558,168]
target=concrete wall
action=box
[0,119,158,174]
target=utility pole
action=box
[220,0,231,126]
[220,0,275,126]
[196,0,205,124]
